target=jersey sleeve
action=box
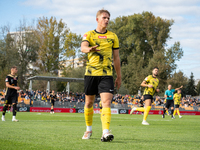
[112,33,119,50]
[144,75,150,83]
[172,89,175,92]
[165,90,168,96]
[82,31,91,43]
[5,76,10,83]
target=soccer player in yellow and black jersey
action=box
[81,9,121,142]
[130,67,159,125]
[50,90,57,114]
[2,66,20,122]
[173,89,182,118]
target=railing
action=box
[1,99,199,111]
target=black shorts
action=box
[166,100,174,109]
[5,95,18,104]
[175,105,180,108]
[51,100,55,106]
[143,95,153,103]
[84,76,114,95]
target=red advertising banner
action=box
[1,106,200,115]
[93,108,100,114]
[128,109,200,115]
[0,106,3,111]
[30,107,76,113]
[93,108,119,114]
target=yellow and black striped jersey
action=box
[82,29,119,76]
[143,75,159,96]
[174,93,181,105]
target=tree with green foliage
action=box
[0,21,38,89]
[196,80,200,96]
[35,16,70,74]
[64,32,82,68]
[108,11,183,94]
[13,21,39,88]
[167,71,188,97]
[185,72,197,96]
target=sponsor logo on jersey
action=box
[98,36,107,39]
[145,77,148,80]
[83,34,87,40]
[5,78,8,82]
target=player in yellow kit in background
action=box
[173,89,182,118]
[81,9,121,142]
[130,67,160,125]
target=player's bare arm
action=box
[6,82,20,90]
[113,49,121,90]
[81,41,100,53]
[175,85,183,91]
[141,81,153,88]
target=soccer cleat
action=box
[130,107,137,115]
[82,131,92,139]
[179,115,182,118]
[101,132,114,142]
[2,116,5,121]
[12,119,19,122]
[142,120,149,125]
[162,114,165,118]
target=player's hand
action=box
[148,85,153,88]
[15,87,20,90]
[180,85,183,88]
[169,95,172,97]
[156,89,160,92]
[115,76,121,90]
[89,45,100,52]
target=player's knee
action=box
[102,100,111,108]
[85,102,93,108]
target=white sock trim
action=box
[86,126,92,132]
[103,129,109,134]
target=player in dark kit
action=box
[2,66,20,122]
[50,90,57,114]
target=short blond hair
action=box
[96,9,110,18]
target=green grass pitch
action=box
[0,112,200,150]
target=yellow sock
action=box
[177,110,180,116]
[143,106,151,121]
[166,110,169,115]
[173,110,177,116]
[84,106,93,126]
[136,107,145,112]
[101,107,111,131]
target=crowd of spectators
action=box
[112,94,200,108]
[1,89,200,108]
[20,89,86,106]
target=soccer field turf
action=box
[0,112,200,150]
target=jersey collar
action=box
[94,29,107,34]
